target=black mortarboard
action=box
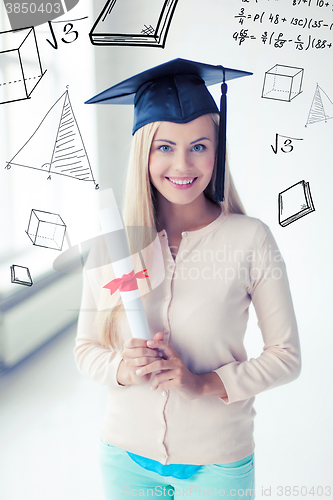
[85,58,252,202]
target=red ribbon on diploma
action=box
[103,269,149,295]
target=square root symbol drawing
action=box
[262,65,304,102]
[0,27,45,105]
[26,209,66,251]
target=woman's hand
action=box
[117,335,162,386]
[135,333,203,401]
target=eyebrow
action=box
[190,137,211,144]
[153,137,211,145]
[154,139,176,145]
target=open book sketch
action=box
[306,84,333,126]
[5,89,98,188]
[278,180,315,227]
[10,265,33,287]
[90,0,178,47]
[0,27,46,105]
[262,64,304,102]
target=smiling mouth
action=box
[166,177,197,185]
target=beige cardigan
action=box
[74,211,301,465]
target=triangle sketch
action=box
[305,84,333,126]
[6,90,99,188]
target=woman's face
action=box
[148,115,216,207]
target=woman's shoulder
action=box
[221,212,272,245]
[225,212,269,231]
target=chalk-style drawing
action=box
[10,265,33,286]
[271,133,303,154]
[262,65,304,102]
[0,27,46,105]
[6,89,98,188]
[26,209,67,251]
[278,180,315,227]
[90,0,178,48]
[305,84,333,126]
[46,17,88,49]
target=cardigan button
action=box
[165,295,170,301]
[162,391,167,397]
[181,231,188,238]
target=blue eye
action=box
[159,145,172,152]
[192,144,205,152]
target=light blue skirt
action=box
[100,439,255,499]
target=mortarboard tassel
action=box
[214,67,227,203]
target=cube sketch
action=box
[0,27,46,105]
[26,209,66,251]
[262,64,304,102]
[10,264,33,286]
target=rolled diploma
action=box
[98,206,151,341]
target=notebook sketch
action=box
[6,89,98,188]
[306,84,333,126]
[90,0,178,47]
[278,180,315,227]
[10,265,33,286]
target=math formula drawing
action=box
[271,134,303,154]
[233,2,333,50]
[46,17,88,50]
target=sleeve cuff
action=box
[214,367,231,405]
[107,350,127,388]
[214,363,241,405]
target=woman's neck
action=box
[155,194,222,236]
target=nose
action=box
[174,149,192,173]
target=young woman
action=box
[75,59,301,499]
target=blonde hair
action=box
[96,113,246,349]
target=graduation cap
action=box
[85,58,252,202]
